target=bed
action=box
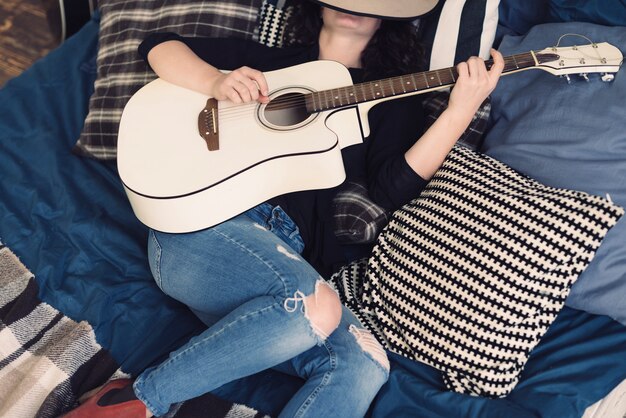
[1,0,626,417]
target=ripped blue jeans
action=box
[133,203,389,418]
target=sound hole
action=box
[263,92,310,128]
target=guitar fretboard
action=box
[305,52,554,112]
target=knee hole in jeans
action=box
[284,280,342,341]
[349,325,390,373]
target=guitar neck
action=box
[305,51,556,112]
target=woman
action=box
[63,1,504,417]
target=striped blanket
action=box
[0,242,118,417]
[0,243,269,418]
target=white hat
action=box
[310,0,439,20]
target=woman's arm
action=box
[404,49,505,179]
[146,39,269,103]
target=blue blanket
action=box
[1,16,625,418]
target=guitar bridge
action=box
[198,98,219,151]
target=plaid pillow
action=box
[331,145,624,397]
[74,0,262,160]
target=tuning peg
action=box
[560,74,572,84]
[579,73,590,82]
[601,73,615,83]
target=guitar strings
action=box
[213,43,613,121]
[215,54,536,120]
[215,55,532,115]
[214,54,537,120]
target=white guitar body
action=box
[118,61,366,233]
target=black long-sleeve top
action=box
[139,33,428,276]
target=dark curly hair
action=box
[283,0,425,80]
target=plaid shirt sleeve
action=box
[422,90,492,151]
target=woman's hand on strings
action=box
[208,66,270,104]
[448,48,504,119]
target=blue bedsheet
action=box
[1,16,625,418]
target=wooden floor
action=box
[0,0,57,87]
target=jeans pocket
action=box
[147,229,164,291]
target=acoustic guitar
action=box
[117,42,623,233]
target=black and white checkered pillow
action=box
[330,145,624,398]
[74,0,262,160]
[257,0,292,47]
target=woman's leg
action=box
[273,306,390,418]
[133,204,343,416]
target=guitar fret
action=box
[449,68,456,82]
[375,82,383,98]
[400,75,407,93]
[423,72,430,88]
[369,82,376,100]
[512,54,520,69]
[435,70,443,86]
[408,73,415,91]
[429,72,437,86]
[389,79,396,96]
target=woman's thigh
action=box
[147,205,321,318]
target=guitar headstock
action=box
[533,42,623,82]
